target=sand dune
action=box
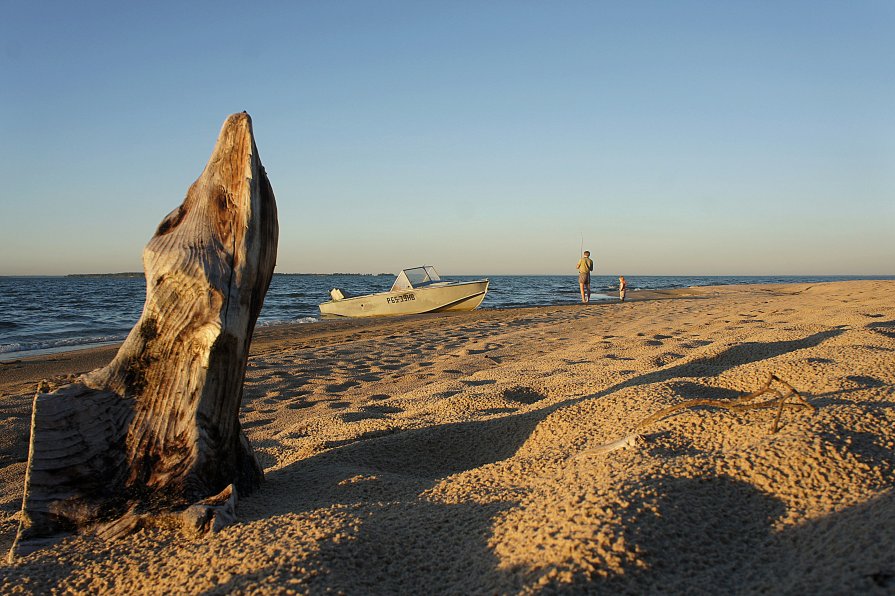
[1,280,893,593]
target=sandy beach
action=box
[1,280,893,593]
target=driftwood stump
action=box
[10,112,278,559]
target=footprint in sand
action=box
[241,417,275,430]
[325,380,360,393]
[363,404,403,414]
[286,400,315,410]
[433,390,461,399]
[845,375,887,388]
[341,411,386,423]
[462,379,497,387]
[867,321,895,339]
[652,353,685,367]
[280,430,308,440]
[479,407,518,415]
[502,386,546,405]
[458,342,504,356]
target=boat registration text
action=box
[386,293,415,304]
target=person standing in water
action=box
[576,250,594,303]
[619,276,628,302]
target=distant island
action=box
[273,272,394,277]
[67,273,144,278]
[65,272,396,278]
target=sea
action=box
[0,274,891,361]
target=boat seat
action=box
[330,288,350,301]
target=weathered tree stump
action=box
[10,112,278,559]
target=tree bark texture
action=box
[10,112,278,559]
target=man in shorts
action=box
[576,250,594,303]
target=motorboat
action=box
[319,266,489,318]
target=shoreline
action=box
[7,274,895,367]
[2,280,894,592]
[0,285,692,368]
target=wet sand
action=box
[1,280,893,593]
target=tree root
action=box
[94,484,238,543]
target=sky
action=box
[1,1,893,276]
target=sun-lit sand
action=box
[1,280,893,593]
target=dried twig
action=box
[580,374,814,457]
[636,373,813,434]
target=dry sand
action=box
[1,280,893,594]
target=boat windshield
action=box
[390,266,442,291]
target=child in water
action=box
[619,276,628,302]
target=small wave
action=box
[0,334,127,356]
[257,317,319,327]
[0,320,20,330]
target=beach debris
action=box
[581,374,814,457]
[10,112,278,560]
[584,432,645,455]
[637,373,814,434]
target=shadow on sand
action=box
[13,327,892,593]
[204,328,872,591]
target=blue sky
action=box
[1,1,892,275]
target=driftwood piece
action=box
[10,112,278,560]
[582,432,644,455]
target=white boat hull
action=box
[319,280,489,318]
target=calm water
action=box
[0,274,891,360]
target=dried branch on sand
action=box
[581,374,815,456]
